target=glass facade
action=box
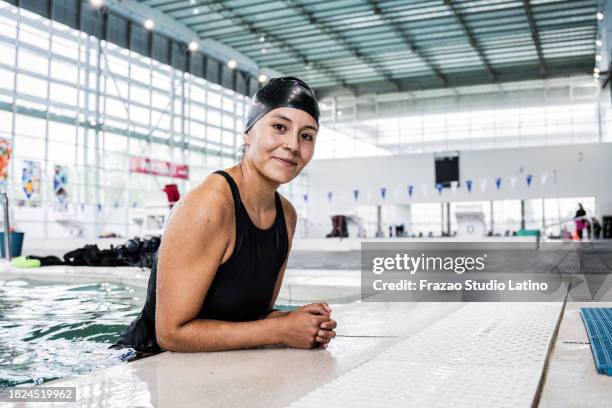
[0,3,306,239]
[314,76,608,159]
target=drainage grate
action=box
[580,307,612,376]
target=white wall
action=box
[302,143,612,237]
[10,204,137,240]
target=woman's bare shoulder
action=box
[167,173,234,232]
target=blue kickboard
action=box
[580,308,612,376]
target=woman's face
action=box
[244,107,318,183]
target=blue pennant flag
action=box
[327,191,333,201]
[436,183,443,194]
[96,203,102,212]
[380,187,386,200]
[303,194,308,202]
[353,189,359,201]
[408,185,414,197]
[80,202,85,211]
[466,179,472,193]
[495,177,502,190]
[526,174,533,187]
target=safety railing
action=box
[2,192,11,260]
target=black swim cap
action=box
[244,76,319,133]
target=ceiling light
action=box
[596,54,602,61]
[594,72,600,79]
[193,8,199,15]
[337,110,343,117]
[258,74,267,83]
[259,36,265,42]
[190,0,196,4]
[227,59,237,69]
[594,67,600,74]
[188,41,198,52]
[596,39,603,47]
[261,48,267,54]
[90,0,104,7]
[597,12,604,20]
[144,19,154,30]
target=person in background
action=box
[574,203,587,240]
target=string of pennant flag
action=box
[303,170,557,203]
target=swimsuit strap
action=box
[213,170,242,221]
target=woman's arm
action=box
[154,176,329,352]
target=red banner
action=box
[129,156,189,180]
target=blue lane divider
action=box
[580,308,612,376]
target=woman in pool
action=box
[112,76,337,354]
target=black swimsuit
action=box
[111,170,289,354]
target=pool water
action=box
[0,278,145,390]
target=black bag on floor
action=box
[63,244,129,267]
[63,245,91,266]
[114,236,160,268]
[63,237,160,268]
[27,255,65,266]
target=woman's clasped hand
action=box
[280,302,337,349]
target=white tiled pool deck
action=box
[1,260,611,407]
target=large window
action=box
[0,3,258,239]
[315,77,606,159]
